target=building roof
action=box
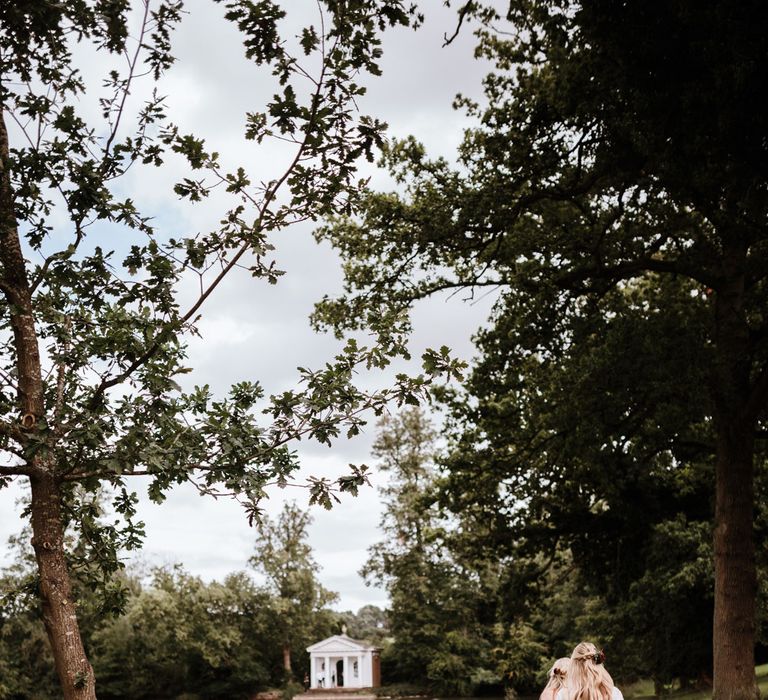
[306,634,378,654]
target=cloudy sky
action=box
[0,1,501,613]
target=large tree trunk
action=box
[1,106,96,699]
[30,471,96,700]
[711,240,759,700]
[713,422,757,700]
[283,643,293,673]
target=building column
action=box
[343,656,348,688]
[357,654,362,686]
[325,655,330,687]
[372,652,380,687]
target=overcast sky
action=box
[0,1,501,613]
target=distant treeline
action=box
[3,406,768,700]
[0,559,386,700]
[0,501,388,700]
[360,410,768,698]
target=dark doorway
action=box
[336,659,344,687]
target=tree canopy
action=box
[0,545,344,700]
[314,3,768,700]
[250,502,338,676]
[0,2,470,696]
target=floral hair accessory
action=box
[592,649,606,665]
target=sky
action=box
[0,1,501,613]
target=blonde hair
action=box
[540,658,570,700]
[564,642,614,700]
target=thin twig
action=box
[87,33,337,408]
[443,1,475,47]
[102,0,152,160]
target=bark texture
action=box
[31,472,96,700]
[711,239,759,700]
[713,426,757,700]
[1,106,96,699]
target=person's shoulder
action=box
[611,686,624,700]
[556,689,565,700]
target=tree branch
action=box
[0,420,25,444]
[0,462,31,476]
[53,315,72,432]
[70,374,409,484]
[554,254,719,292]
[101,0,152,163]
[443,2,475,46]
[61,469,154,482]
[86,37,335,411]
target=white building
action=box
[306,629,381,689]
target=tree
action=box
[312,3,768,700]
[0,532,61,700]
[90,567,278,700]
[0,2,471,697]
[0,534,320,699]
[621,518,715,691]
[340,604,390,645]
[250,502,337,678]
[0,502,138,700]
[364,408,505,696]
[432,275,721,686]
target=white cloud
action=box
[0,1,501,611]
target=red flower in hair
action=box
[592,649,606,665]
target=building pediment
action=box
[307,634,373,653]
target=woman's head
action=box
[565,642,614,700]
[540,657,570,700]
[570,642,606,666]
[550,658,570,684]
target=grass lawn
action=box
[623,663,768,700]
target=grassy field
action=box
[622,663,768,700]
[367,666,768,700]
